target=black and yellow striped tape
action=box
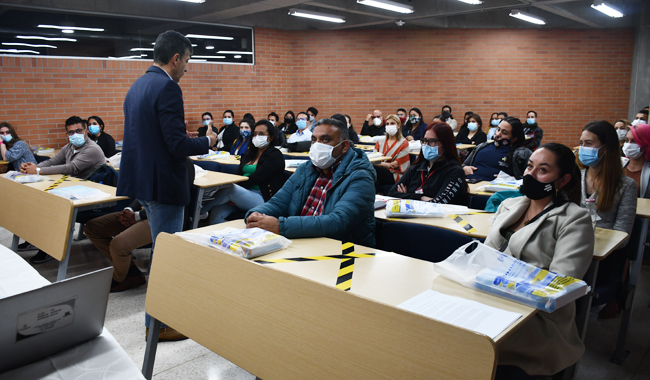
[44,175,68,192]
[449,214,478,234]
[336,258,355,291]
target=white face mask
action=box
[373,118,382,127]
[385,125,398,136]
[309,115,315,121]
[632,119,643,126]
[252,135,270,149]
[616,129,628,141]
[309,141,343,169]
[269,120,275,126]
[623,142,643,159]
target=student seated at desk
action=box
[87,115,117,158]
[286,112,312,143]
[388,122,467,204]
[462,117,532,181]
[522,110,543,151]
[202,120,285,225]
[360,109,386,137]
[230,118,253,156]
[623,121,650,197]
[278,111,297,135]
[485,143,594,379]
[578,120,636,319]
[455,113,487,146]
[0,122,36,170]
[20,116,105,179]
[486,112,500,140]
[401,107,426,142]
[373,114,410,189]
[245,118,376,247]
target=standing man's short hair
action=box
[153,31,193,65]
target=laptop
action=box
[0,267,113,372]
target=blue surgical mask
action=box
[422,145,440,162]
[223,118,233,125]
[203,120,211,127]
[88,125,100,135]
[296,120,307,130]
[526,118,536,125]
[491,119,499,126]
[579,146,602,167]
[69,133,86,147]
[240,129,251,138]
[1,134,12,143]
[467,122,478,132]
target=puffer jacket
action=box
[463,141,532,179]
[245,147,377,247]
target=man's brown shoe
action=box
[145,326,188,342]
[110,271,146,293]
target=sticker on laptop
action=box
[16,297,76,341]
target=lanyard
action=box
[416,166,439,192]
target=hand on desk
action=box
[420,196,433,202]
[118,209,136,227]
[20,162,37,174]
[246,212,280,234]
[396,183,407,193]
[463,166,477,176]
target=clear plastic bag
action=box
[177,227,291,259]
[433,241,589,312]
[384,199,468,218]
[3,171,50,183]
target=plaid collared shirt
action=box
[300,165,339,217]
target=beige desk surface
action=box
[0,160,7,165]
[24,174,128,207]
[193,171,248,189]
[191,155,242,166]
[34,148,60,157]
[284,151,309,157]
[468,181,495,195]
[183,220,536,343]
[637,198,650,218]
[456,144,476,150]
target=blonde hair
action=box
[384,114,403,139]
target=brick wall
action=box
[0,27,634,149]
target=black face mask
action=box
[520,174,555,200]
[494,135,511,147]
[285,117,293,123]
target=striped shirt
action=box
[375,137,410,182]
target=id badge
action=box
[415,188,423,194]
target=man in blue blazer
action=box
[117,30,216,341]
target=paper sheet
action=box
[397,289,522,340]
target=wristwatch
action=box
[36,167,41,175]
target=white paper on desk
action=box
[397,289,521,340]
[48,185,110,202]
[193,164,208,178]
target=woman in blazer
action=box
[485,143,594,378]
[202,120,285,225]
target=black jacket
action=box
[455,127,487,145]
[279,122,297,135]
[360,121,385,137]
[90,132,116,158]
[388,159,467,205]
[523,124,543,151]
[197,125,219,148]
[238,147,286,202]
[202,124,240,152]
[348,127,359,144]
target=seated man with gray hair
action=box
[245,118,377,247]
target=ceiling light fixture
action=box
[509,9,546,25]
[16,35,76,42]
[217,51,253,54]
[178,0,205,3]
[357,0,413,13]
[234,55,242,58]
[2,42,56,48]
[0,49,39,54]
[109,54,146,59]
[38,24,104,32]
[62,29,74,34]
[456,0,483,4]
[206,46,214,50]
[288,8,346,23]
[591,1,624,17]
[131,48,154,51]
[191,55,226,59]
[186,34,233,40]
[189,59,207,62]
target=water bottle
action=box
[585,198,597,231]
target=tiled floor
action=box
[2,224,650,379]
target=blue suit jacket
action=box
[117,66,209,205]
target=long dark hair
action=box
[403,107,424,136]
[241,120,276,165]
[539,142,581,205]
[414,122,462,166]
[502,117,525,164]
[0,122,23,148]
[87,116,105,132]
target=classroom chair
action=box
[193,160,223,172]
[221,164,239,175]
[75,164,121,241]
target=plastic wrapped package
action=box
[433,241,589,312]
[2,171,50,184]
[177,227,291,259]
[385,199,468,218]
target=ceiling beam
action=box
[521,1,602,28]
[304,1,395,20]
[189,0,311,23]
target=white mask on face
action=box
[373,118,382,127]
[623,142,643,159]
[252,135,270,148]
[309,115,315,122]
[309,141,343,169]
[632,119,642,126]
[386,125,398,136]
[269,120,275,126]
[616,129,628,141]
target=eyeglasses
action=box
[420,138,440,146]
[66,128,85,136]
[297,118,307,121]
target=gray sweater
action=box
[580,169,637,247]
[38,137,105,178]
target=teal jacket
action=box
[245,147,377,247]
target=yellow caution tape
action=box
[449,214,478,234]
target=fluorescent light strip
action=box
[234,55,241,59]
[0,49,39,54]
[357,0,413,14]
[2,42,56,48]
[131,48,154,51]
[109,54,146,59]
[457,0,483,4]
[38,24,104,32]
[62,30,74,34]
[288,8,346,23]
[206,46,214,50]
[191,55,226,59]
[591,1,623,18]
[150,43,197,46]
[16,35,76,42]
[509,9,545,25]
[186,34,233,40]
[217,51,253,54]
[189,59,207,62]
[178,0,205,3]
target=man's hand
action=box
[21,162,37,174]
[463,166,477,175]
[420,196,433,202]
[397,183,407,193]
[246,212,280,234]
[406,135,414,141]
[118,209,136,227]
[366,114,373,122]
[206,128,218,146]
